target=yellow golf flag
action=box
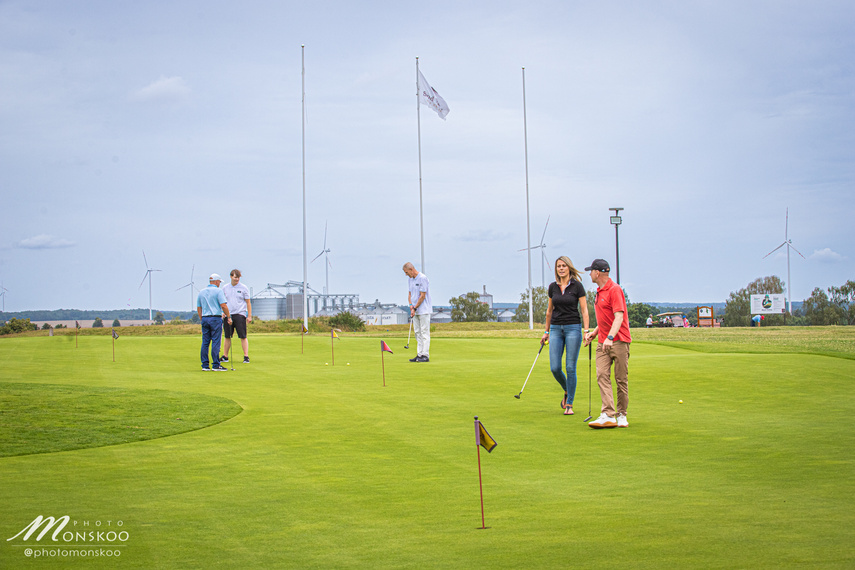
[476,419,497,453]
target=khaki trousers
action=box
[595,341,630,417]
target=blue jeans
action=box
[201,316,223,369]
[549,324,582,406]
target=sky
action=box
[1,0,853,313]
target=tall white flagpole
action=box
[301,45,309,331]
[416,57,425,274]
[522,67,533,330]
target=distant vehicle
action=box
[655,312,686,327]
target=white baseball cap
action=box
[209,273,222,281]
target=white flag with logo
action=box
[418,70,450,120]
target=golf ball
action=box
[347,363,351,366]
[679,400,683,404]
[325,363,329,366]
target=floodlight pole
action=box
[610,207,623,285]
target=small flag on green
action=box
[381,340,393,354]
[477,419,497,453]
[75,320,80,329]
[112,329,119,340]
[302,324,308,334]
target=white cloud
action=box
[809,247,845,262]
[129,76,191,104]
[15,235,75,249]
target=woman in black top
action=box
[540,256,590,415]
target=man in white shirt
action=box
[403,262,432,362]
[221,269,252,364]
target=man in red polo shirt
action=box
[583,259,632,428]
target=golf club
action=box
[229,340,235,371]
[514,342,545,399]
[583,341,592,421]
[404,319,412,349]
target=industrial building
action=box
[251,282,359,321]
[251,282,518,324]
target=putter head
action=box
[404,344,409,349]
[514,394,521,399]
[583,415,593,422]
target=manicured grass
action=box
[0,382,241,457]
[0,332,852,568]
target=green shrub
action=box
[329,311,366,332]
[0,318,38,336]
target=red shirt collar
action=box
[597,278,614,293]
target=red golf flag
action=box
[380,340,394,386]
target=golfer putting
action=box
[403,262,432,363]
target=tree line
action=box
[723,276,855,326]
[0,308,196,322]
[451,286,663,329]
[449,276,854,328]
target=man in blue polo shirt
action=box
[196,274,232,371]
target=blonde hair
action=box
[554,256,581,283]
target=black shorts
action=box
[223,314,247,339]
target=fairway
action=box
[1,332,853,568]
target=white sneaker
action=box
[617,414,629,428]
[588,413,617,429]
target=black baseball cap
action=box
[584,259,610,272]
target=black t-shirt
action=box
[548,280,586,325]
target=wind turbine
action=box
[175,265,196,312]
[518,216,551,289]
[763,208,804,315]
[0,283,7,313]
[311,221,332,308]
[138,251,162,324]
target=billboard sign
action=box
[750,294,786,314]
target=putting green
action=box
[0,333,852,568]
[0,382,242,457]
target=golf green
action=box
[0,333,852,568]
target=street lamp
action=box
[609,207,623,285]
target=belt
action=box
[202,315,221,318]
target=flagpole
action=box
[416,57,425,274]
[112,329,115,362]
[474,416,487,529]
[330,329,335,366]
[301,44,309,333]
[381,347,386,387]
[522,68,533,330]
